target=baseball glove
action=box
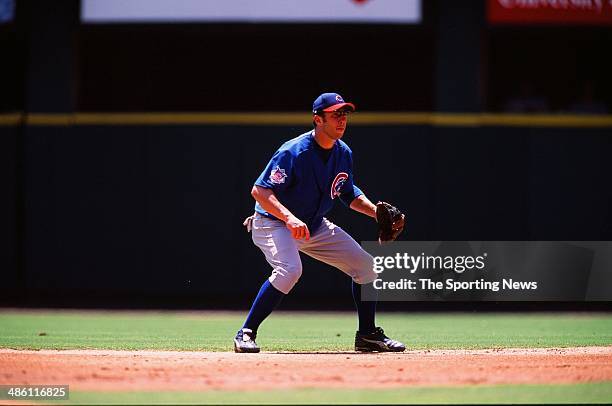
[376,201,405,243]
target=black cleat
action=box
[355,327,406,352]
[234,328,260,353]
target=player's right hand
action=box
[285,215,310,240]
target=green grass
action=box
[2,310,610,405]
[43,382,612,405]
[0,310,611,351]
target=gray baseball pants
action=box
[250,213,378,294]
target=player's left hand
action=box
[376,201,405,243]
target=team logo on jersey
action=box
[330,172,349,199]
[269,166,287,185]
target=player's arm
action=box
[349,194,377,219]
[251,185,310,240]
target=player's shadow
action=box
[268,351,399,355]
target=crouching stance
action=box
[235,93,406,353]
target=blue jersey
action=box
[254,130,363,231]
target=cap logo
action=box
[335,95,344,102]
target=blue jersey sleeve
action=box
[254,149,295,191]
[339,177,363,206]
[339,155,363,206]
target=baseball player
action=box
[235,92,406,353]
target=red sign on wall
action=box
[488,0,612,25]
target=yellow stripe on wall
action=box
[0,113,24,126]
[479,114,612,128]
[24,113,313,126]
[1,112,612,128]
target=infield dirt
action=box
[1,347,611,392]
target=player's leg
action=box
[299,218,406,352]
[351,278,377,336]
[298,220,378,334]
[235,213,303,353]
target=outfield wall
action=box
[0,124,20,299]
[1,117,611,307]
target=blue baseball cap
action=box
[312,93,356,114]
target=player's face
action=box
[320,111,350,140]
